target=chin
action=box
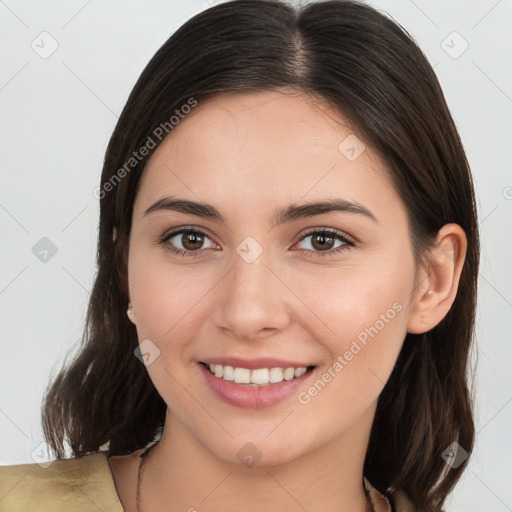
[201,433,309,469]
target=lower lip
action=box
[198,363,315,409]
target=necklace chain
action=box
[135,443,375,512]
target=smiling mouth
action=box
[201,362,316,386]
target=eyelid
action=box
[159,225,355,244]
[158,225,355,257]
[158,226,217,251]
[297,226,355,245]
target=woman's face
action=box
[127,90,418,466]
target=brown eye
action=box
[295,228,354,257]
[159,228,216,257]
[180,231,205,250]
[310,233,336,251]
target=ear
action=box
[126,281,137,325]
[127,300,137,325]
[407,223,467,334]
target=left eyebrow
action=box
[143,196,378,225]
[271,198,378,225]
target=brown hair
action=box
[41,1,479,510]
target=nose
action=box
[211,247,291,342]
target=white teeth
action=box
[295,367,307,378]
[250,368,270,385]
[206,363,309,385]
[223,365,234,381]
[269,367,284,383]
[233,367,251,384]
[283,368,295,380]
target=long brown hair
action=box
[41,1,479,510]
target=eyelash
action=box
[158,226,355,259]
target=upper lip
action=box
[200,357,315,370]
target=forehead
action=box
[154,89,362,168]
[134,90,401,224]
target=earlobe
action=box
[407,223,467,334]
[127,301,136,325]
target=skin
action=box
[108,89,467,512]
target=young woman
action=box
[0,1,479,511]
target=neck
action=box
[139,410,374,512]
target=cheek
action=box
[128,249,213,357]
[292,296,408,439]
[127,256,211,412]
[287,256,412,338]
[287,258,413,396]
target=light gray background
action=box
[1,0,511,510]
